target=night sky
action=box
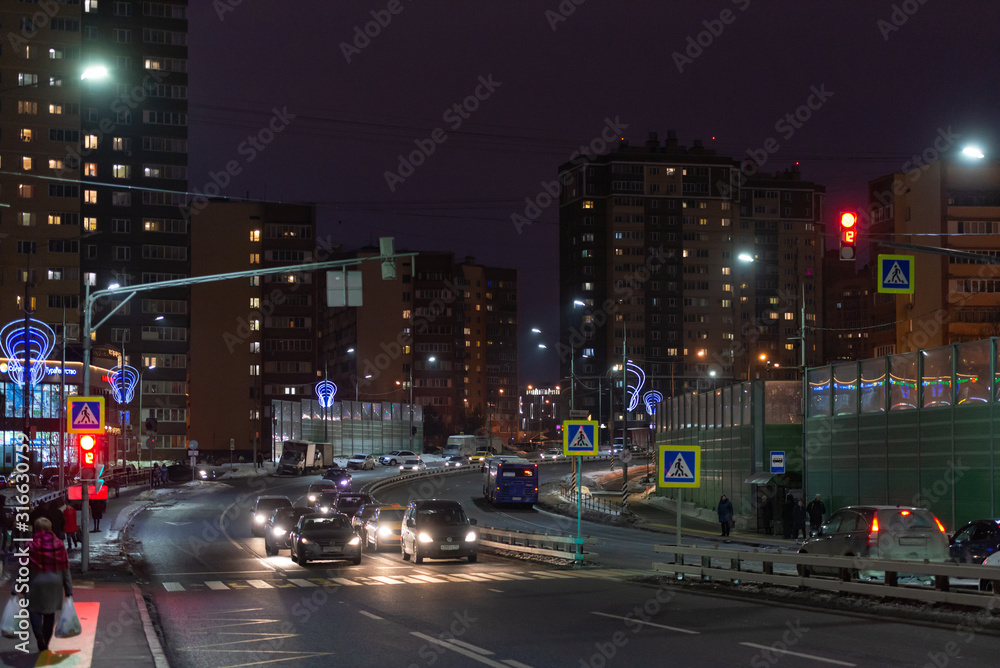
[188,1,1000,384]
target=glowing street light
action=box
[962,145,986,159]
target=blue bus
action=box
[483,458,539,506]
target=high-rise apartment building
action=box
[0,1,189,460]
[558,132,825,427]
[321,250,518,448]
[189,201,317,459]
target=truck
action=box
[443,434,502,458]
[276,441,323,475]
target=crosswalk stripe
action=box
[327,577,360,586]
[289,579,316,587]
[529,571,577,578]
[205,581,229,590]
[247,579,273,589]
[448,573,490,581]
[163,582,185,591]
[369,576,404,585]
[409,574,447,583]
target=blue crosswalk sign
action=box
[658,445,701,488]
[878,254,914,294]
[563,420,598,456]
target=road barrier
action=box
[653,544,1000,609]
[365,466,599,562]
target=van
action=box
[400,499,478,563]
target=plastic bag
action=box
[1,596,21,639]
[55,597,81,638]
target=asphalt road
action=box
[129,465,1000,667]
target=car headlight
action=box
[308,494,317,502]
[254,515,265,524]
[378,526,391,536]
[348,536,361,546]
[320,507,329,513]
[300,537,309,545]
[465,531,477,542]
[417,532,434,543]
[340,479,349,486]
[272,527,285,537]
[399,465,405,470]
[199,470,208,478]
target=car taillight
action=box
[934,517,947,533]
[867,515,880,547]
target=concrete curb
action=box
[132,584,170,668]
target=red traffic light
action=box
[839,211,858,261]
[79,434,97,465]
[840,212,857,229]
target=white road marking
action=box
[205,581,229,590]
[247,579,274,589]
[327,577,361,586]
[410,632,521,668]
[288,579,316,587]
[445,637,493,654]
[591,612,699,634]
[359,611,384,620]
[369,575,404,585]
[739,643,856,666]
[162,582,185,591]
[488,588,504,593]
[408,574,447,583]
[503,661,534,668]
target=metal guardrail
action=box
[558,484,621,516]
[653,544,1000,609]
[365,465,600,562]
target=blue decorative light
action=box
[626,360,645,412]
[108,364,139,403]
[0,318,56,387]
[643,390,663,416]
[316,380,337,408]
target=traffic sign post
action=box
[770,451,786,474]
[67,396,105,434]
[878,254,915,294]
[563,420,600,544]
[658,445,702,546]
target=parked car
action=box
[251,496,293,537]
[443,456,466,468]
[400,499,478,563]
[379,450,417,466]
[364,506,406,551]
[289,513,362,566]
[950,519,1000,564]
[321,468,352,490]
[347,454,376,470]
[263,506,313,556]
[797,505,949,580]
[399,459,426,472]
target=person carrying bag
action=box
[26,517,73,653]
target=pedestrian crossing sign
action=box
[878,254,914,294]
[68,396,105,434]
[563,420,599,456]
[658,445,701,488]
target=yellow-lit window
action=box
[83,217,97,231]
[250,297,260,308]
[402,310,411,320]
[49,103,63,115]
[49,159,64,169]
[18,101,37,114]
[84,163,97,176]
[20,129,32,142]
[18,184,33,198]
[249,253,260,264]
[112,164,130,178]
[21,157,32,170]
[84,135,98,149]
[48,214,62,225]
[582,200,594,209]
[250,229,260,242]
[84,190,98,204]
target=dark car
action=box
[252,495,293,537]
[950,519,1000,564]
[798,505,949,579]
[306,481,340,505]
[264,506,312,556]
[289,513,362,565]
[321,468,353,490]
[400,499,478,564]
[334,493,373,519]
[40,467,60,488]
[311,491,341,514]
[167,463,193,481]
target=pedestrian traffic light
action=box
[839,211,858,260]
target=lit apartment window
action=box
[84,190,97,204]
[250,229,260,242]
[18,101,37,114]
[112,164,130,178]
[250,319,260,331]
[84,272,96,286]
[84,134,98,149]
[20,129,32,142]
[49,103,63,115]
[582,200,594,209]
[49,159,64,170]
[84,0,98,12]
[18,185,33,198]
[18,73,38,87]
[250,297,260,308]
[48,214,62,225]
[83,217,97,231]
[21,157,32,170]
[249,253,260,264]
[84,163,97,176]
[250,364,259,376]
[18,213,34,226]
[402,309,411,320]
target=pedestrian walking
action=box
[781,494,795,539]
[89,499,106,533]
[717,494,734,537]
[792,498,808,540]
[24,517,73,654]
[256,452,263,469]
[762,496,774,535]
[62,505,78,550]
[806,494,827,536]
[152,463,160,488]
[161,465,169,486]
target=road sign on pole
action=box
[878,254,914,294]
[563,420,599,456]
[770,451,786,474]
[67,397,105,434]
[658,445,701,488]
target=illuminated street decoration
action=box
[626,360,645,412]
[108,364,139,403]
[0,318,56,387]
[643,390,663,416]
[316,380,337,408]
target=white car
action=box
[540,449,564,460]
[347,454,375,470]
[399,459,426,472]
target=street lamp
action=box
[355,374,372,402]
[409,355,435,451]
[737,252,808,374]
